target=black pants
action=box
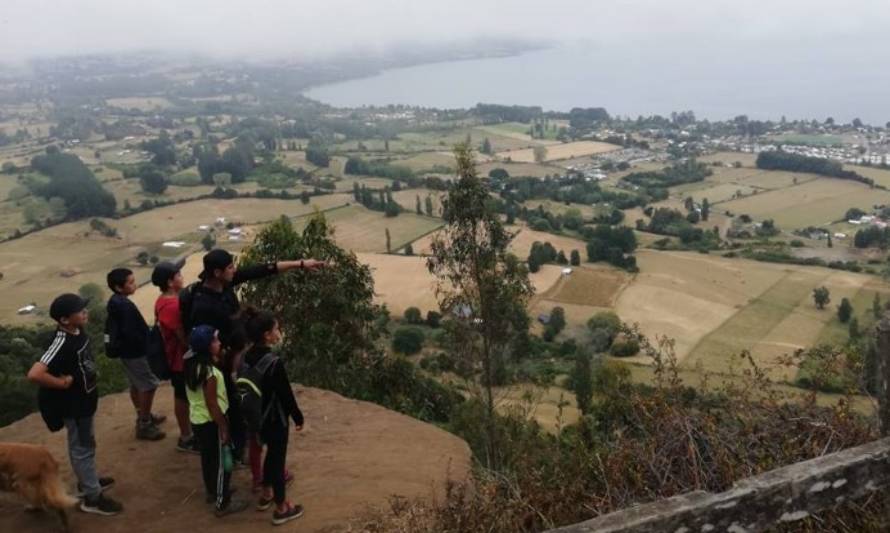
[193,421,231,510]
[261,422,289,504]
[224,375,246,462]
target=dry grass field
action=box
[851,165,890,188]
[477,161,560,178]
[0,195,352,323]
[105,97,173,111]
[353,253,563,317]
[719,177,890,228]
[390,188,445,216]
[292,205,443,253]
[604,250,890,381]
[698,152,758,167]
[495,141,619,163]
[392,152,456,172]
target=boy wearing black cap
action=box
[152,259,199,453]
[106,268,166,442]
[27,293,124,516]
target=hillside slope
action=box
[0,384,471,532]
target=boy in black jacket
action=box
[106,268,166,441]
[27,293,123,516]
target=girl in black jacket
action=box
[242,308,304,526]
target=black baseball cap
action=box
[200,249,234,280]
[151,258,187,288]
[49,293,90,321]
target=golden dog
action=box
[0,442,78,530]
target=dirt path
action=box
[0,385,471,532]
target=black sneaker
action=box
[76,477,115,498]
[215,498,249,517]
[80,494,123,516]
[176,436,200,454]
[150,413,167,425]
[272,504,304,526]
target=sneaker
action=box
[176,436,200,454]
[150,413,167,425]
[80,494,123,516]
[215,498,249,517]
[256,495,274,511]
[136,421,166,441]
[76,477,115,498]
[272,504,304,526]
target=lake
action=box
[305,44,890,124]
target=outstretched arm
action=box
[232,259,326,286]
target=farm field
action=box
[718,177,890,228]
[292,205,443,253]
[354,253,563,317]
[851,165,890,188]
[390,188,445,216]
[392,152,456,172]
[477,161,560,178]
[600,250,890,382]
[698,152,758,167]
[0,195,352,323]
[103,178,264,206]
[105,97,174,111]
[495,141,619,163]
[506,227,588,258]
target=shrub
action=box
[392,326,425,355]
[404,306,423,324]
[426,310,442,328]
[610,338,640,357]
[169,172,202,186]
[587,312,621,339]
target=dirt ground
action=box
[0,385,471,533]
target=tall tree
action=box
[425,195,434,217]
[701,198,710,221]
[416,194,422,215]
[570,350,593,415]
[481,137,492,155]
[385,228,391,253]
[533,145,548,164]
[427,143,534,469]
[838,297,853,323]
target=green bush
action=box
[404,306,423,324]
[255,173,296,189]
[610,339,640,357]
[393,326,426,355]
[587,312,621,340]
[169,172,203,186]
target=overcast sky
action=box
[2,0,889,62]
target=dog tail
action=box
[43,472,79,509]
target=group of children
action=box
[26,248,325,525]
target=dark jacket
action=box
[38,329,99,428]
[106,294,149,359]
[186,263,278,349]
[244,345,303,429]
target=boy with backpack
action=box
[27,293,123,516]
[106,268,166,441]
[152,260,199,453]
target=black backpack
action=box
[236,353,283,440]
[178,282,201,333]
